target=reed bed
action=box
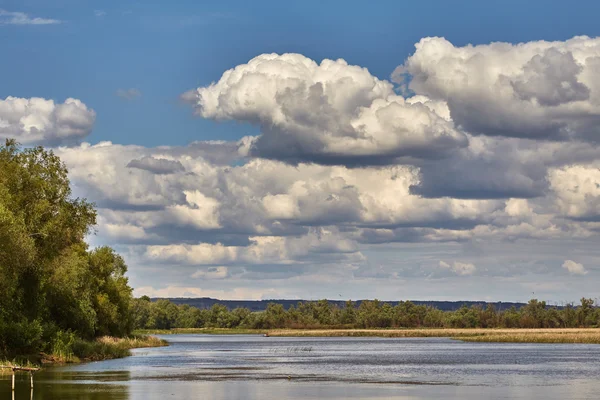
[135,328,267,335]
[42,334,168,364]
[266,328,600,343]
[458,331,600,344]
[73,335,168,362]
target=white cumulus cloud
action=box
[562,260,588,275]
[185,53,467,165]
[0,97,95,145]
[396,36,600,143]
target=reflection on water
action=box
[2,335,600,399]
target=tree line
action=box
[133,297,600,330]
[0,140,134,358]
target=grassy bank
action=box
[265,328,600,343]
[132,327,600,344]
[135,328,267,335]
[267,328,486,338]
[457,330,600,344]
[45,335,168,363]
[1,335,168,367]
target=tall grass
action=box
[266,328,600,343]
[457,331,600,344]
[72,335,167,362]
[267,328,489,338]
[135,328,267,335]
[40,334,168,364]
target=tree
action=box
[132,297,152,330]
[339,301,356,325]
[578,298,595,327]
[89,247,133,336]
[0,140,133,357]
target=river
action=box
[2,334,600,399]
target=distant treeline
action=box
[160,297,527,312]
[133,297,600,330]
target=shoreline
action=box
[268,328,600,343]
[137,328,600,344]
[1,334,168,369]
[135,328,267,335]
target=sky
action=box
[2,0,600,303]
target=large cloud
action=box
[57,141,505,247]
[185,53,467,165]
[53,142,599,300]
[181,46,600,203]
[14,37,598,300]
[54,139,599,286]
[395,36,600,142]
[0,97,96,145]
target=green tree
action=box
[577,298,595,327]
[131,297,152,329]
[0,140,134,357]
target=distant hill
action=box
[153,297,527,312]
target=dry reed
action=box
[266,328,600,343]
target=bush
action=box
[0,319,43,356]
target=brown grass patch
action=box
[266,328,600,343]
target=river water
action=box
[2,334,600,399]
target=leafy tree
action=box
[578,298,595,327]
[0,140,133,357]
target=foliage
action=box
[132,297,600,331]
[69,335,167,362]
[0,140,134,358]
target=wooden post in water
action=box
[1,365,40,392]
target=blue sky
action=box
[2,1,600,301]
[3,0,600,147]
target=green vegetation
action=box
[135,328,267,335]
[132,297,600,331]
[47,335,168,363]
[0,139,146,364]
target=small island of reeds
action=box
[265,328,600,344]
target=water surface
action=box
[2,334,600,399]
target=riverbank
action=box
[266,328,600,343]
[135,327,600,343]
[48,335,169,363]
[135,328,267,335]
[135,327,600,344]
[1,334,168,368]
